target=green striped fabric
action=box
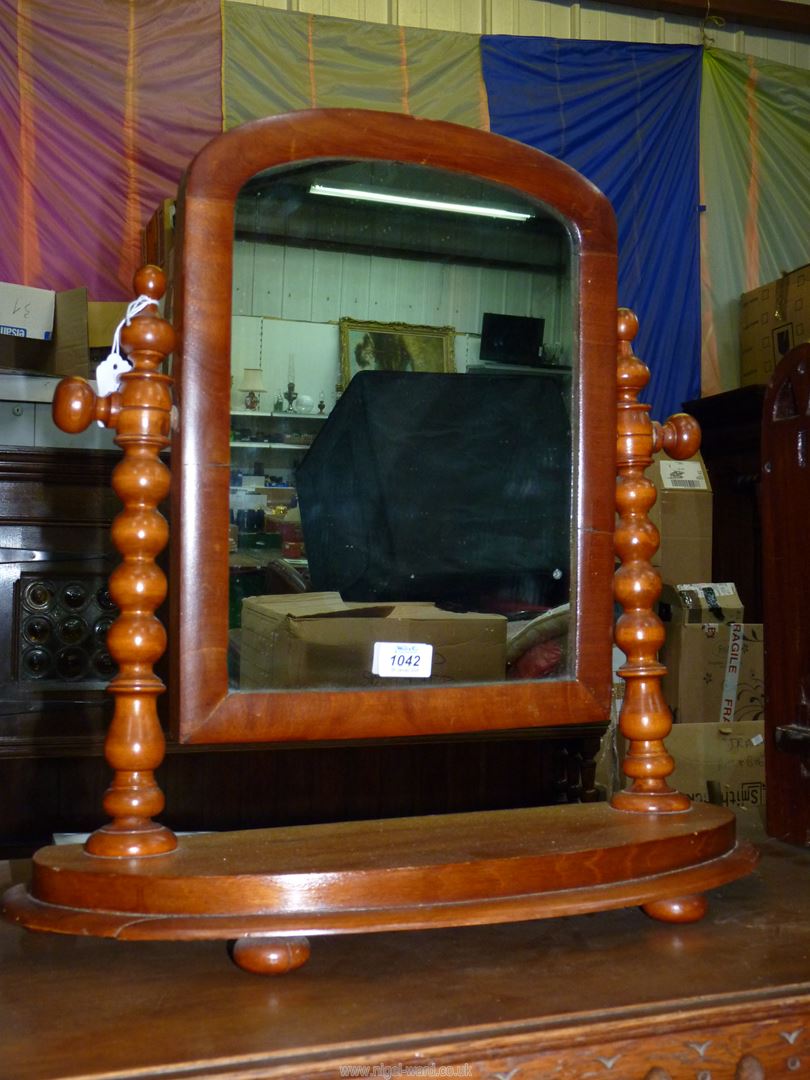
[701,48,810,394]
[222,5,489,131]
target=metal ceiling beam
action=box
[583,0,810,36]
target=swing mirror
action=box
[170,109,618,747]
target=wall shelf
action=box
[231,410,327,421]
[230,441,310,449]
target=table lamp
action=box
[239,367,265,411]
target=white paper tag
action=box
[659,459,709,491]
[96,352,133,397]
[372,641,433,678]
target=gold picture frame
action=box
[339,318,455,389]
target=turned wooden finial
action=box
[52,265,177,857]
[652,412,701,459]
[612,308,692,813]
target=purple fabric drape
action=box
[0,0,222,299]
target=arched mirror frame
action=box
[170,109,618,747]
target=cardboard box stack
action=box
[656,580,764,817]
[740,264,810,386]
[658,583,764,725]
[608,458,767,820]
[239,592,507,690]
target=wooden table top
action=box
[2,815,809,1080]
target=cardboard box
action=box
[740,264,810,386]
[665,720,765,818]
[658,583,764,724]
[595,702,765,819]
[87,301,128,349]
[0,287,89,377]
[0,282,55,339]
[240,592,507,689]
[659,581,743,625]
[645,452,713,586]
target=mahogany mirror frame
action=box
[169,108,618,747]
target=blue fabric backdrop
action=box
[481,38,702,422]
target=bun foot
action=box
[229,935,311,975]
[642,894,708,924]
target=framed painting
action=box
[339,318,455,388]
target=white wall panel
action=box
[487,0,548,34]
[233,239,561,359]
[232,314,264,387]
[423,261,451,323]
[251,243,285,317]
[281,246,317,321]
[366,256,401,322]
[310,249,345,322]
[393,257,430,320]
[339,251,373,317]
[229,0,810,67]
[448,265,483,330]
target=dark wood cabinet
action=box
[685,385,766,621]
[761,346,810,846]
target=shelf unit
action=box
[229,410,327,575]
[229,410,326,469]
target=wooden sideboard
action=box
[2,820,808,1080]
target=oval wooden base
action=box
[2,803,757,974]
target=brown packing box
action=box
[594,695,765,820]
[658,583,764,724]
[240,592,507,689]
[0,281,55,337]
[600,716,765,818]
[740,264,810,386]
[645,451,712,586]
[659,581,744,625]
[665,721,765,820]
[87,301,128,349]
[0,287,89,377]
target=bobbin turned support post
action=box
[52,265,177,857]
[612,309,700,814]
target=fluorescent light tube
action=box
[309,183,533,221]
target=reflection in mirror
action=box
[226,160,575,694]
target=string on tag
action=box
[95,294,157,424]
[96,294,156,403]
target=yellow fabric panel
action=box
[223,4,488,131]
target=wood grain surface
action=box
[0,829,807,1080]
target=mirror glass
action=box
[226,159,575,694]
